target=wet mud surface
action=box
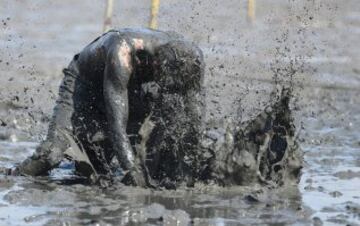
[1,0,360,225]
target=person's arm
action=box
[103,39,135,171]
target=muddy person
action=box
[2,29,302,188]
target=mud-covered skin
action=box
[10,28,205,187]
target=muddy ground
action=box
[0,0,359,225]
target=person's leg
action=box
[13,60,80,176]
[12,31,120,177]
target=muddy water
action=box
[299,88,360,226]
[1,0,360,225]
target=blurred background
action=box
[0,1,359,225]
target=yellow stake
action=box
[103,0,114,33]
[149,0,160,29]
[247,0,255,23]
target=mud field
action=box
[0,0,359,225]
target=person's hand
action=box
[0,167,20,176]
[90,173,113,188]
[121,167,147,187]
[0,167,10,175]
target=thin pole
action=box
[149,0,160,29]
[103,0,114,33]
[247,0,255,23]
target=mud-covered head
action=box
[153,40,204,93]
